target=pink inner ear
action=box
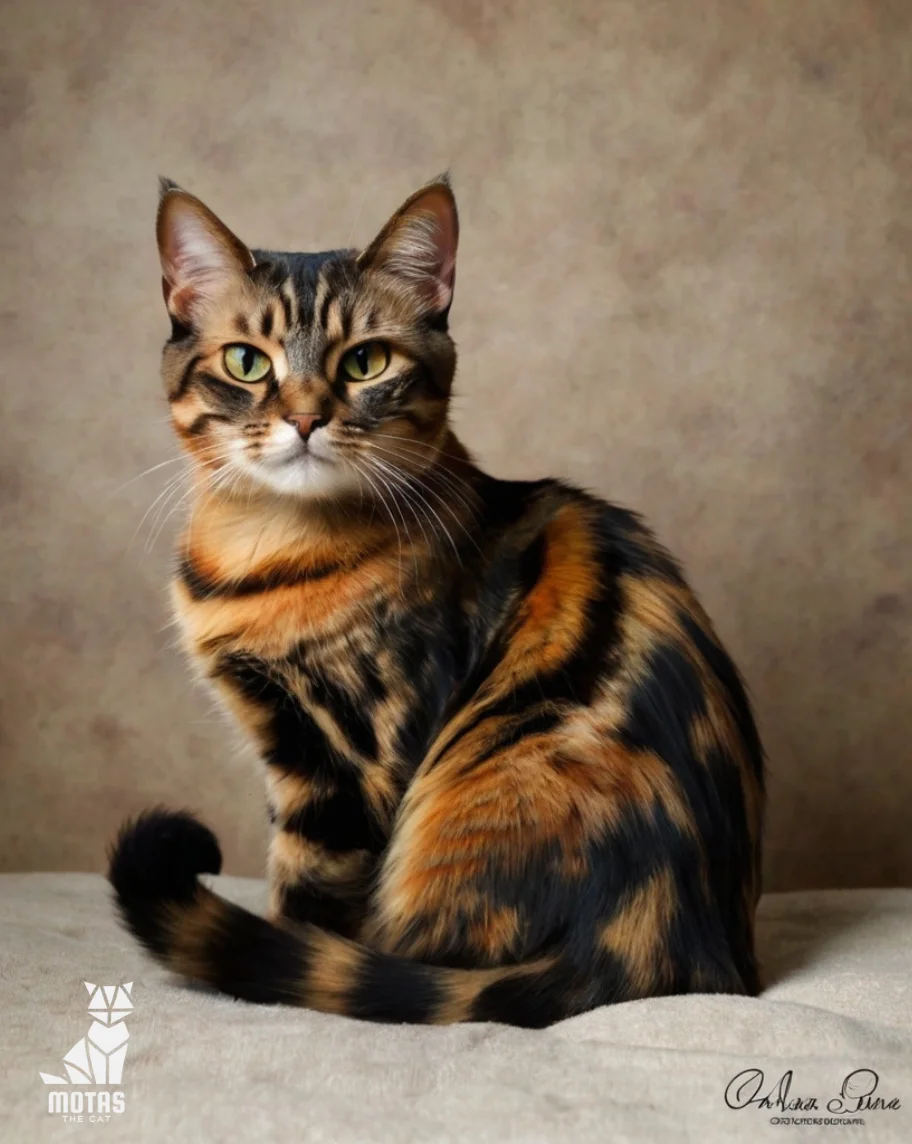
[437,252,455,309]
[157,191,253,324]
[361,182,459,315]
[420,186,457,283]
[429,203,457,310]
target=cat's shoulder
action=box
[476,473,687,586]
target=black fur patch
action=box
[107,809,222,957]
[285,783,387,854]
[108,809,221,905]
[204,902,308,1005]
[214,655,341,777]
[348,953,442,1023]
[277,882,366,937]
[472,962,573,1028]
[179,555,346,599]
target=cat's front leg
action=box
[264,765,388,938]
[267,824,378,938]
[206,652,392,938]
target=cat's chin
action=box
[243,453,361,502]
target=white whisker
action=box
[366,454,461,566]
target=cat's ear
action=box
[156,180,255,326]
[360,176,458,317]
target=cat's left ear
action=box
[359,176,459,317]
[156,179,255,327]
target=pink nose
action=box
[284,413,324,440]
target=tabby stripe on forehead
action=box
[280,286,295,330]
[234,312,250,337]
[319,289,334,333]
[260,307,274,338]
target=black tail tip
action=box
[108,808,222,905]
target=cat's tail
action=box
[107,810,578,1028]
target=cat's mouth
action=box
[240,432,363,500]
[260,445,331,469]
[256,429,335,471]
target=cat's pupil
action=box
[355,346,369,375]
[242,347,255,375]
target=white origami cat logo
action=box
[40,982,133,1085]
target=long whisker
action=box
[129,445,239,555]
[410,470,482,542]
[364,432,445,451]
[345,456,406,593]
[115,440,234,507]
[366,454,461,566]
[362,456,432,549]
[129,469,194,554]
[145,449,239,554]
[359,457,423,582]
[362,456,429,577]
[367,449,481,558]
[107,455,194,499]
[362,434,480,500]
[146,474,202,553]
[175,462,250,556]
[365,442,480,519]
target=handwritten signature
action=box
[725,1069,901,1115]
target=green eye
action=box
[340,342,390,382]
[223,344,272,382]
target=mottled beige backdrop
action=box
[1,0,910,891]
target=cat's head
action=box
[156,177,459,501]
[84,982,133,1026]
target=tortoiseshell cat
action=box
[109,177,764,1026]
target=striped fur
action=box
[108,178,764,1027]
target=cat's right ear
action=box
[156,181,255,327]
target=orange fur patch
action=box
[302,929,365,1014]
[600,867,676,995]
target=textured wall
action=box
[1,0,910,890]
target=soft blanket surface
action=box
[2,874,910,1142]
